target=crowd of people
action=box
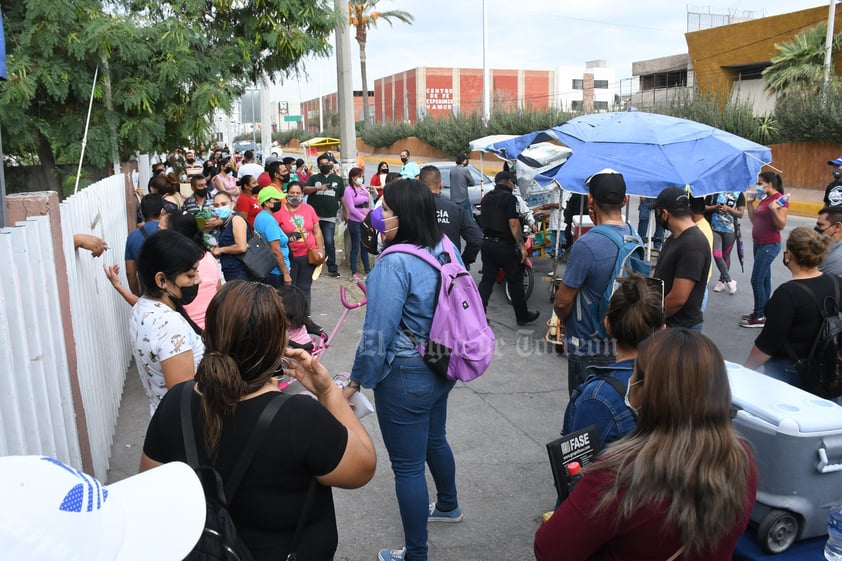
[60,144,842,561]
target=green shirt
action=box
[306,173,344,220]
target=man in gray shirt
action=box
[817,206,842,276]
[449,152,475,218]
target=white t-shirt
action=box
[237,162,264,179]
[130,297,204,416]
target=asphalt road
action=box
[106,194,815,560]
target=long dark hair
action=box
[195,281,288,457]
[382,179,442,248]
[759,170,783,194]
[165,210,206,251]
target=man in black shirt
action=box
[419,165,482,268]
[477,171,540,325]
[825,155,842,207]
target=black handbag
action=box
[238,230,277,279]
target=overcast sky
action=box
[270,0,830,106]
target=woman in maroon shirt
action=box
[535,329,757,561]
[742,171,788,327]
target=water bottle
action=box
[566,461,583,493]
[825,506,842,560]
[777,194,790,207]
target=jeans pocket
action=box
[399,364,435,398]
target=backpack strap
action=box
[576,364,634,401]
[179,381,290,501]
[782,276,840,362]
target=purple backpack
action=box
[379,237,495,382]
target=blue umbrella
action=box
[487,111,772,197]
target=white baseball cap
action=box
[0,456,206,561]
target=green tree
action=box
[349,1,413,126]
[762,23,842,96]
[0,0,337,194]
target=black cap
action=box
[495,171,513,184]
[655,186,691,212]
[586,169,626,205]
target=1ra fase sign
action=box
[425,88,453,111]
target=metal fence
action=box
[0,175,131,479]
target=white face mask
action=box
[354,178,364,186]
[624,378,642,417]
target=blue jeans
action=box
[374,356,458,561]
[347,220,371,274]
[763,357,800,387]
[637,198,664,246]
[751,242,780,318]
[319,220,338,273]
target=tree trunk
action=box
[35,130,61,195]
[100,53,121,176]
[360,40,370,125]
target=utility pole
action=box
[335,0,357,174]
[482,0,490,125]
[823,0,837,88]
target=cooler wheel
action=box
[757,509,799,554]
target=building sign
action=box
[425,87,453,111]
[278,101,289,115]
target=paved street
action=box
[106,194,815,560]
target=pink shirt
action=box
[274,202,320,258]
[343,183,371,223]
[183,252,222,330]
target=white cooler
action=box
[727,361,842,553]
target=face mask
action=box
[400,157,408,164]
[195,188,208,198]
[624,379,641,418]
[755,186,765,199]
[186,158,195,164]
[168,282,199,306]
[291,165,297,172]
[379,169,388,174]
[270,201,282,213]
[286,195,303,206]
[354,178,364,186]
[252,186,261,196]
[834,169,842,180]
[225,166,235,174]
[319,165,332,175]
[214,206,232,220]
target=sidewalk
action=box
[105,204,819,559]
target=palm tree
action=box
[762,23,842,96]
[349,1,413,125]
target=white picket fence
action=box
[0,175,132,479]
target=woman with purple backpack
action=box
[344,179,463,561]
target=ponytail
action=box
[195,352,248,458]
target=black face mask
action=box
[834,169,842,180]
[195,188,208,198]
[186,158,195,164]
[169,283,199,306]
[400,157,408,164]
[270,201,282,213]
[319,165,332,175]
[280,174,290,183]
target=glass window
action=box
[595,101,609,111]
[571,100,583,111]
[572,79,583,90]
[594,80,609,89]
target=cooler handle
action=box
[818,436,842,473]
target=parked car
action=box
[232,141,262,162]
[427,161,493,211]
[271,143,283,158]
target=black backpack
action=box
[179,382,316,561]
[786,276,842,399]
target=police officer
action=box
[477,171,540,325]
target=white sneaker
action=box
[727,280,737,294]
[713,281,725,293]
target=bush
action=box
[653,90,770,144]
[774,83,842,144]
[274,129,314,145]
[415,113,484,156]
[488,107,576,136]
[360,121,415,148]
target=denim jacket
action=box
[562,359,636,452]
[350,239,456,388]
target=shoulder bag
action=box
[237,229,278,279]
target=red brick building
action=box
[374,67,555,123]
[301,90,373,132]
